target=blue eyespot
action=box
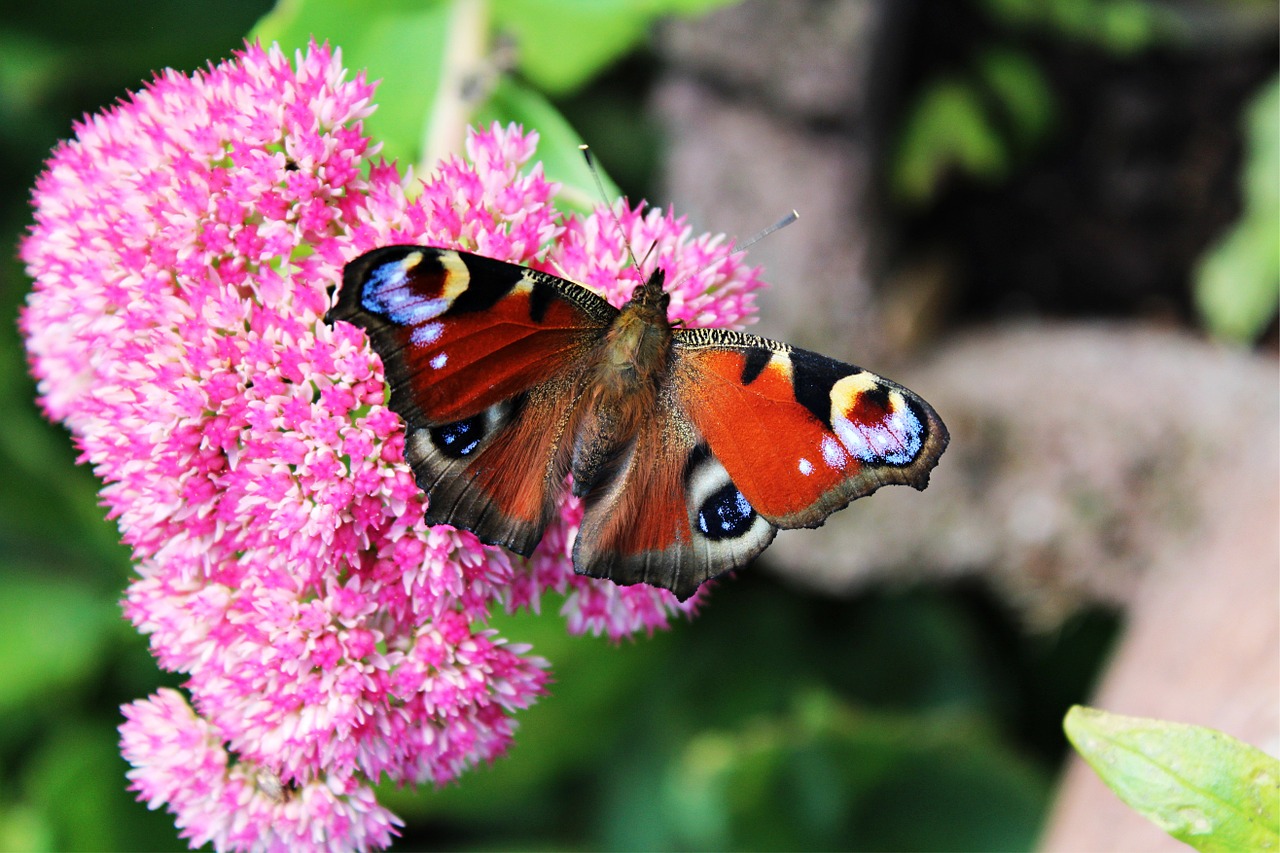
[362,263,448,325]
[697,483,756,540]
[430,416,483,458]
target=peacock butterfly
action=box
[326,245,949,600]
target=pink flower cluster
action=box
[20,42,766,851]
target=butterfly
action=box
[326,246,949,600]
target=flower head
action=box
[21,41,766,851]
[120,689,402,852]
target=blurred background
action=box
[0,0,1275,850]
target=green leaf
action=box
[1092,0,1165,54]
[494,0,735,95]
[0,803,55,853]
[1241,74,1280,214]
[1195,212,1280,342]
[1195,74,1279,343]
[975,47,1056,150]
[1064,705,1280,852]
[475,75,621,213]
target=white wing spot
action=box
[411,322,444,346]
[429,352,448,369]
[821,436,848,470]
[798,457,814,476]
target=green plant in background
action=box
[891,0,1278,343]
[978,0,1170,55]
[1194,73,1280,344]
[254,0,735,210]
[370,583,1092,850]
[892,46,1056,205]
[0,6,274,851]
[663,691,1048,851]
[1065,706,1280,851]
[891,0,1172,206]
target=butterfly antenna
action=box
[671,209,800,290]
[580,144,645,280]
[738,209,799,253]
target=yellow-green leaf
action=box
[474,75,620,214]
[1064,705,1280,852]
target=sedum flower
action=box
[20,41,766,851]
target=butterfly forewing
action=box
[327,247,615,554]
[333,246,615,424]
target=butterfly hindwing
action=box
[327,246,615,554]
[401,379,582,555]
[572,385,777,600]
[671,328,949,530]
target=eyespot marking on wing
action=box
[360,250,470,323]
[685,444,768,544]
[829,374,925,466]
[415,398,518,462]
[697,482,756,540]
[430,416,484,458]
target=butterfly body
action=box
[327,246,948,600]
[569,272,671,497]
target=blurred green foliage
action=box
[252,0,734,210]
[1065,706,1280,851]
[893,47,1056,206]
[977,0,1171,54]
[891,0,1173,206]
[384,580,1112,850]
[0,1,1129,850]
[1194,73,1280,343]
[0,5,277,849]
[891,0,1277,340]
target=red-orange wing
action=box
[327,246,616,555]
[670,328,949,529]
[571,385,777,601]
[572,330,947,601]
